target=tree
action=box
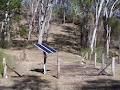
[0,0,21,48]
[90,0,104,55]
[23,0,54,43]
[103,0,119,58]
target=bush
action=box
[0,49,17,77]
[14,15,21,22]
[0,40,9,48]
[80,47,103,63]
[19,25,28,39]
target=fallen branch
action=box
[6,64,22,77]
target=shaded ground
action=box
[0,49,119,90]
[47,23,80,54]
[0,75,58,90]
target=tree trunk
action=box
[119,36,120,50]
[28,0,40,40]
[90,0,104,54]
[63,8,66,24]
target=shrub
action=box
[80,47,103,63]
[0,49,18,78]
[19,25,28,39]
[14,15,21,22]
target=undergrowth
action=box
[0,49,16,77]
[80,47,103,63]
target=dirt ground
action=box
[0,23,120,90]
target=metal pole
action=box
[43,52,47,74]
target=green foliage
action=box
[8,0,21,12]
[0,0,21,12]
[94,47,103,63]
[19,25,28,38]
[0,40,9,49]
[14,15,21,22]
[53,6,63,18]
[0,49,17,77]
[53,5,67,23]
[80,47,103,63]
[109,16,120,38]
[80,0,94,7]
[80,47,91,60]
[0,0,6,10]
[71,0,79,18]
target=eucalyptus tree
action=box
[90,0,104,55]
[23,0,53,43]
[89,0,120,62]
[71,0,79,23]
[103,0,120,58]
[22,0,41,40]
[70,0,94,48]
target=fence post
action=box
[57,58,60,79]
[112,57,115,77]
[102,54,105,69]
[3,58,8,78]
[94,52,97,68]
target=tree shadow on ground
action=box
[48,26,80,54]
[76,79,120,90]
[11,39,37,50]
[0,76,56,90]
[60,65,110,76]
[47,25,81,54]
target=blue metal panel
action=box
[42,43,56,52]
[35,43,51,54]
[35,43,57,54]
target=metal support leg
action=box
[43,52,47,74]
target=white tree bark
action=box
[28,0,40,40]
[104,0,118,58]
[38,0,53,44]
[90,0,104,54]
[109,0,118,17]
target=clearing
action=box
[0,23,120,90]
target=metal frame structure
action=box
[35,43,57,75]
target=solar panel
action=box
[35,43,56,54]
[42,43,56,52]
[35,43,51,54]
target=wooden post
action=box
[3,58,8,78]
[102,54,105,69]
[112,57,115,77]
[85,52,88,60]
[43,52,47,74]
[94,52,97,67]
[57,59,60,79]
[57,52,60,79]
